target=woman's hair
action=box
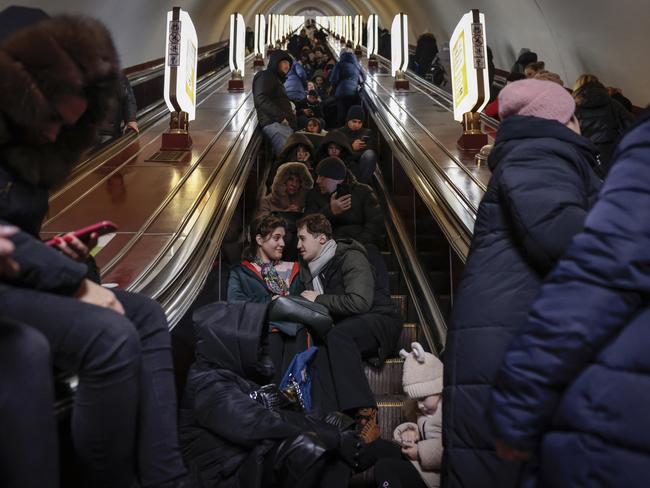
[296,213,332,239]
[242,214,287,261]
[524,61,545,75]
[573,74,600,94]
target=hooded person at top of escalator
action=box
[179,301,358,488]
[253,50,297,157]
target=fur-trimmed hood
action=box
[260,162,313,213]
[0,16,120,189]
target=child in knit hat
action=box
[372,342,444,488]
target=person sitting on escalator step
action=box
[297,213,402,443]
[337,105,378,184]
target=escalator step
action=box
[365,358,404,395]
[399,322,418,349]
[391,295,407,318]
[381,251,397,272]
[377,394,407,440]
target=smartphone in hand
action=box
[336,183,351,197]
[45,220,118,247]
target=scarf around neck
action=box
[253,258,290,296]
[308,239,337,294]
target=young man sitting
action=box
[296,213,402,443]
[337,105,378,184]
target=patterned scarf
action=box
[253,258,290,296]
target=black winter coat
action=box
[337,126,377,160]
[442,116,602,488]
[301,239,401,363]
[179,302,302,488]
[253,50,297,128]
[304,174,384,247]
[314,130,357,170]
[574,81,634,173]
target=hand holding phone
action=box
[46,221,117,262]
[46,220,118,247]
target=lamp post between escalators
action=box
[450,9,490,152]
[391,12,410,90]
[367,14,379,71]
[254,14,265,68]
[162,6,197,151]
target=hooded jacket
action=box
[253,50,296,128]
[314,130,357,173]
[304,172,384,247]
[283,61,308,101]
[490,111,650,488]
[0,16,119,295]
[574,81,634,172]
[277,132,315,166]
[179,301,302,488]
[442,116,602,488]
[329,51,365,98]
[259,162,314,214]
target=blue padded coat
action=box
[442,116,602,488]
[491,111,650,488]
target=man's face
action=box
[347,119,363,131]
[316,175,343,194]
[278,60,291,76]
[315,76,324,86]
[327,143,341,158]
[297,226,327,262]
[307,95,318,104]
[285,174,301,195]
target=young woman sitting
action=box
[227,214,306,382]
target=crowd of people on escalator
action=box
[3,10,650,488]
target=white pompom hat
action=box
[399,342,443,399]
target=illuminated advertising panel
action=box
[254,14,265,56]
[229,13,245,76]
[450,10,490,121]
[164,8,198,120]
[367,14,378,57]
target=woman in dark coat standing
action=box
[573,75,634,175]
[228,214,305,382]
[441,79,602,488]
[490,111,650,488]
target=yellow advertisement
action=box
[452,31,468,111]
[185,41,197,105]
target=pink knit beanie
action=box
[498,78,575,124]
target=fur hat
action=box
[0,15,120,188]
[316,157,347,180]
[498,79,575,124]
[400,342,443,399]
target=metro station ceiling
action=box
[4,0,649,104]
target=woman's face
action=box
[297,145,310,162]
[285,174,301,196]
[256,227,286,262]
[307,120,319,133]
[328,143,341,158]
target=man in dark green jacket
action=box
[297,213,401,443]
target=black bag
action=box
[268,296,333,340]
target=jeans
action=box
[357,149,378,184]
[0,287,187,488]
[0,319,58,488]
[262,122,294,158]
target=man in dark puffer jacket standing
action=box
[253,50,297,157]
[441,79,602,488]
[491,110,650,488]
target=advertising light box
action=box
[450,9,490,121]
[391,13,409,77]
[229,13,245,76]
[254,14,265,56]
[164,8,198,120]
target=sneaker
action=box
[355,407,380,443]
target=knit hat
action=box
[400,342,443,399]
[346,105,365,122]
[316,157,347,180]
[498,79,575,124]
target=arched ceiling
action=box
[4,0,648,105]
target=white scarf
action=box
[308,240,337,294]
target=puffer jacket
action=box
[491,110,650,488]
[574,81,634,173]
[304,172,384,247]
[253,50,296,128]
[259,162,313,214]
[284,61,308,101]
[337,125,377,160]
[300,239,401,363]
[179,302,301,488]
[329,51,365,97]
[442,116,602,488]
